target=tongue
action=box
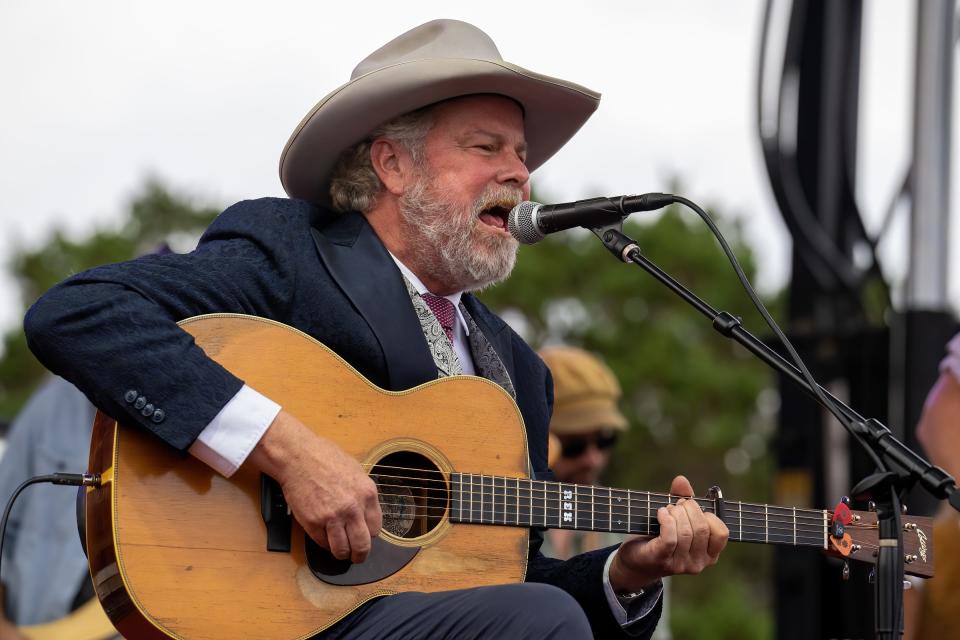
[479,212,506,229]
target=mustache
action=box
[473,185,524,214]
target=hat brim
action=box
[549,400,629,436]
[280,58,601,206]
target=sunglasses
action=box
[559,431,619,458]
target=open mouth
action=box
[478,205,511,231]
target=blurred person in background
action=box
[0,376,117,640]
[539,346,671,640]
[903,333,960,639]
[0,242,171,640]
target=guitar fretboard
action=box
[449,474,828,549]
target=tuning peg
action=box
[840,495,851,505]
[842,562,850,581]
[903,580,912,591]
[868,501,877,512]
[868,568,876,584]
[902,504,908,514]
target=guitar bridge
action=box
[260,474,292,552]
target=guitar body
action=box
[85,314,531,640]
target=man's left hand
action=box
[608,475,728,594]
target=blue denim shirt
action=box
[0,376,96,625]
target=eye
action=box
[475,144,496,152]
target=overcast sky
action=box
[0,0,954,333]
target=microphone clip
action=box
[591,224,640,263]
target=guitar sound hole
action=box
[371,451,447,539]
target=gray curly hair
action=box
[328,106,435,213]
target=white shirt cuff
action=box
[188,384,281,477]
[602,547,664,629]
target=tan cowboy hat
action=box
[279,19,601,206]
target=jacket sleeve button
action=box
[124,390,138,404]
[134,396,147,410]
[141,403,155,417]
[151,409,165,423]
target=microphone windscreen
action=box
[507,201,544,245]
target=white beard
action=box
[398,173,520,292]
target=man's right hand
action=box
[247,410,382,563]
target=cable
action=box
[665,195,888,473]
[0,472,100,587]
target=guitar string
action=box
[368,471,833,525]
[373,501,841,545]
[374,506,878,550]
[370,467,838,522]
[374,488,842,535]
[372,478,835,526]
[374,488,853,531]
[366,465,869,523]
[372,495,891,552]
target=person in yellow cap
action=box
[541,346,628,491]
[540,346,673,639]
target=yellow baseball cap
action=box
[538,346,628,435]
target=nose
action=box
[497,151,530,192]
[582,444,606,470]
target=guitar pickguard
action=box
[305,536,420,585]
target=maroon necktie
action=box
[421,293,456,344]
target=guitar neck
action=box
[450,474,828,550]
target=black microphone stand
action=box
[588,221,960,640]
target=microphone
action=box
[507,194,675,244]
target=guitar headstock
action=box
[827,510,934,578]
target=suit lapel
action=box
[310,212,437,391]
[462,294,516,387]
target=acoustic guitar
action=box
[84,314,934,640]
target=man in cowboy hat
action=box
[25,19,727,639]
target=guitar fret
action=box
[489,475,495,524]
[822,510,828,549]
[570,484,575,530]
[530,480,533,527]
[765,504,768,544]
[792,506,796,546]
[559,482,574,529]
[608,487,613,531]
[646,492,651,535]
[738,501,742,541]
[591,485,595,531]
[478,474,484,523]
[515,478,520,526]
[627,489,631,533]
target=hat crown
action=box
[352,19,504,80]
[541,347,622,404]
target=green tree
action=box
[0,179,220,419]
[480,201,781,640]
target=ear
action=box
[370,138,414,197]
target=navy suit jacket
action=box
[25,197,659,639]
